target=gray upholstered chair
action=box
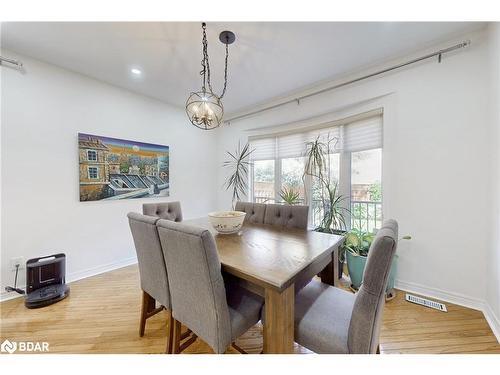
[234,201,266,224]
[293,219,398,354]
[143,201,183,222]
[156,219,264,354]
[264,203,309,229]
[127,212,173,351]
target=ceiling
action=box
[1,22,485,114]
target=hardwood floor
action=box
[1,265,498,354]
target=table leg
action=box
[263,284,294,354]
[319,248,339,287]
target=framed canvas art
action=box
[78,133,169,201]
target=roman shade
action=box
[249,110,382,161]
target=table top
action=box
[183,217,344,291]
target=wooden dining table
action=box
[183,217,344,354]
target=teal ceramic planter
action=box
[346,252,398,293]
[346,251,367,289]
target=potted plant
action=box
[223,142,254,210]
[279,186,301,205]
[343,228,411,298]
[342,228,374,289]
[303,134,350,277]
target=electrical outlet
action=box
[10,257,25,271]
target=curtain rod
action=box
[0,56,23,69]
[225,40,471,124]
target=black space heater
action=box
[25,253,70,309]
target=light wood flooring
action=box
[1,265,499,354]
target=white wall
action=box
[215,29,492,309]
[487,23,500,339]
[0,51,218,299]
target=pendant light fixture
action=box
[186,22,235,130]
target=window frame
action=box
[250,149,382,231]
[248,110,383,230]
[87,149,97,161]
[88,166,99,179]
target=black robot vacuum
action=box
[25,253,70,309]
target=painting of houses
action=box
[78,133,169,201]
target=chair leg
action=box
[172,319,182,354]
[180,329,192,341]
[376,345,380,354]
[165,310,175,354]
[179,333,198,353]
[140,291,155,337]
[232,342,248,354]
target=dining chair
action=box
[143,201,183,222]
[263,203,309,229]
[156,219,264,354]
[127,212,174,352]
[234,201,266,224]
[293,219,398,354]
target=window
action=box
[253,160,275,203]
[88,166,99,179]
[87,150,97,161]
[351,148,382,232]
[280,157,305,204]
[250,110,382,231]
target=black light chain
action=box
[220,42,229,99]
[199,22,229,99]
[200,22,209,92]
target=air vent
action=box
[405,293,447,312]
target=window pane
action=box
[253,160,275,203]
[311,153,340,228]
[89,167,98,179]
[280,157,305,204]
[351,148,382,232]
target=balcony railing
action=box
[254,196,275,204]
[311,199,382,232]
[350,200,382,233]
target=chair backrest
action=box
[143,201,183,222]
[156,220,232,354]
[234,201,266,224]
[127,212,171,309]
[347,219,398,354]
[263,203,309,229]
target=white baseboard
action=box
[0,256,138,303]
[483,303,500,344]
[395,279,500,343]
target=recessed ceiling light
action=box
[131,68,142,75]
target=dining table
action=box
[183,217,345,354]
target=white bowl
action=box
[208,211,246,234]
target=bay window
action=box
[249,110,383,231]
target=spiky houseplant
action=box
[303,134,350,234]
[223,142,254,209]
[279,186,301,205]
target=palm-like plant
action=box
[318,182,349,231]
[279,186,301,205]
[303,134,350,233]
[223,142,254,209]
